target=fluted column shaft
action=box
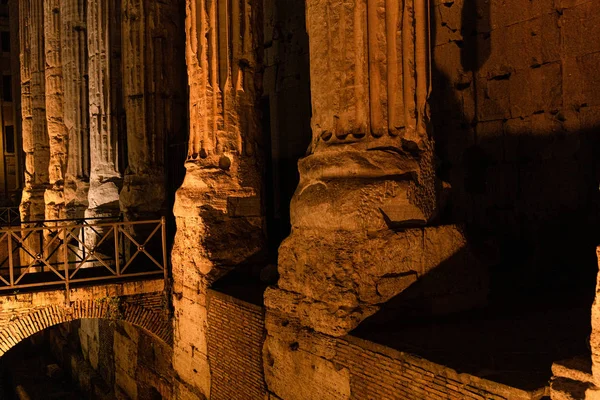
[44,0,68,221]
[86,0,121,218]
[62,0,90,219]
[19,0,49,223]
[120,0,183,219]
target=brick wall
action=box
[335,335,544,400]
[208,292,542,400]
[207,289,267,400]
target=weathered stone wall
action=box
[206,290,266,400]
[44,318,173,400]
[431,0,600,287]
[75,318,173,399]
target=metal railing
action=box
[0,217,168,300]
[0,207,20,227]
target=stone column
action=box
[263,2,486,399]
[19,0,50,267]
[44,0,67,222]
[120,0,182,220]
[171,0,264,397]
[62,0,90,219]
[86,0,121,221]
[19,0,49,224]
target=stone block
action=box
[434,2,463,46]
[114,330,138,377]
[477,76,511,122]
[562,2,600,58]
[172,346,211,399]
[477,120,504,162]
[263,335,351,400]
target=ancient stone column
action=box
[44,0,67,222]
[120,0,181,220]
[171,0,264,397]
[61,0,90,219]
[86,0,121,221]
[19,0,49,224]
[263,2,486,399]
[19,0,50,267]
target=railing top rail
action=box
[0,215,169,297]
[26,214,122,225]
[1,218,165,234]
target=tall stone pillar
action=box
[44,0,67,222]
[62,0,90,219]
[171,0,264,397]
[263,1,486,399]
[19,0,49,224]
[120,0,183,220]
[86,0,121,220]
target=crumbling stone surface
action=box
[267,224,485,336]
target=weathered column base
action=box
[266,224,488,337]
[44,186,65,221]
[85,177,121,220]
[20,187,47,222]
[120,174,166,221]
[170,164,266,400]
[64,179,89,220]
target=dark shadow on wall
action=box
[354,0,600,392]
[431,0,600,303]
[261,0,313,262]
[352,244,593,392]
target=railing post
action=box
[114,223,120,276]
[8,229,13,287]
[161,217,168,285]
[63,227,70,305]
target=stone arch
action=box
[0,298,172,357]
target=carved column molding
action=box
[44,0,68,221]
[171,0,264,397]
[296,0,437,231]
[19,0,49,223]
[86,0,121,219]
[62,0,90,219]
